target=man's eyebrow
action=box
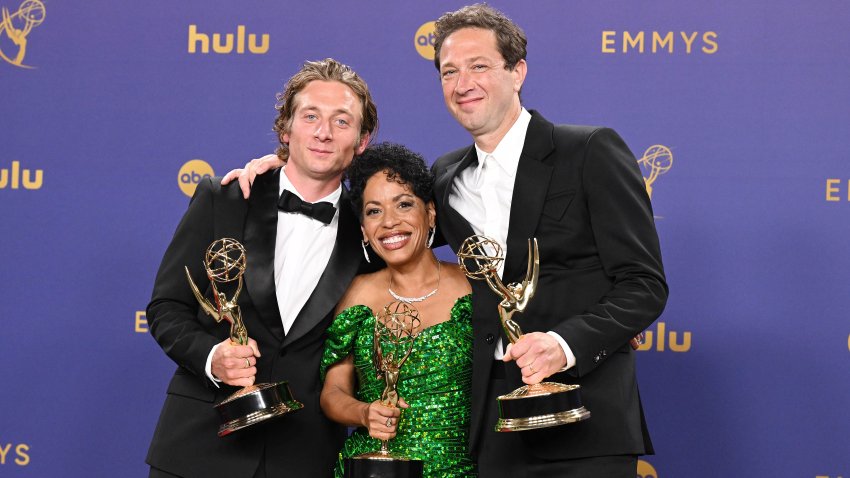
[298,105,355,117]
[441,56,489,69]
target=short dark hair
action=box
[273,58,378,161]
[433,3,527,71]
[347,142,434,221]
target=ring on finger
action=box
[245,358,251,369]
[386,417,393,427]
[529,365,535,374]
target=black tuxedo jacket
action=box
[146,169,368,477]
[432,111,668,460]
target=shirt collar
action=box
[474,107,531,177]
[279,165,342,207]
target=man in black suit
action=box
[430,4,668,476]
[146,58,378,478]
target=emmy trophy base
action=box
[215,381,303,437]
[496,382,590,432]
[344,453,424,478]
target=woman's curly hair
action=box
[347,142,434,221]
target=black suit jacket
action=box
[146,169,368,477]
[432,111,668,460]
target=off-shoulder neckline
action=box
[340,293,471,335]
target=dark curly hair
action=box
[433,3,527,71]
[347,142,434,221]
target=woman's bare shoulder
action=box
[335,269,388,315]
[440,261,473,296]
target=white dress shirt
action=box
[449,108,576,370]
[205,166,340,384]
[274,167,340,334]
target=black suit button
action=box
[593,353,601,363]
[601,349,607,357]
[485,333,495,344]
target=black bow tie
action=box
[277,190,337,225]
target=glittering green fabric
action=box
[320,295,475,477]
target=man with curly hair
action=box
[430,4,668,477]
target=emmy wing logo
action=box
[0,0,45,69]
[638,144,673,200]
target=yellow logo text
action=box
[414,21,436,60]
[188,25,269,54]
[602,31,718,54]
[135,311,148,333]
[178,159,214,197]
[636,321,691,352]
[0,0,45,68]
[637,459,658,478]
[638,145,673,200]
[0,443,30,466]
[824,179,850,201]
[0,160,43,190]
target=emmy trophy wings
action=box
[187,237,248,327]
[373,302,421,375]
[514,238,540,312]
[459,235,590,431]
[457,235,539,312]
[372,319,383,379]
[182,238,304,436]
[184,266,220,322]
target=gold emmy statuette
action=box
[345,301,423,478]
[0,0,46,68]
[185,238,303,437]
[458,235,591,432]
[638,144,673,200]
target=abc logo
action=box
[414,21,436,60]
[178,159,215,197]
[637,459,658,478]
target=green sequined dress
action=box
[320,295,475,478]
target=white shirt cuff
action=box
[205,343,223,388]
[547,331,576,371]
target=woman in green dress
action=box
[320,142,475,477]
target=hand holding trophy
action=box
[345,301,424,478]
[185,238,303,437]
[458,235,590,432]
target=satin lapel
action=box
[503,112,556,283]
[243,169,284,342]
[434,146,477,251]
[283,188,361,347]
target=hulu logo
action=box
[636,322,691,352]
[0,161,43,190]
[188,25,269,54]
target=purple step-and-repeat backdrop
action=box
[2,1,849,476]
